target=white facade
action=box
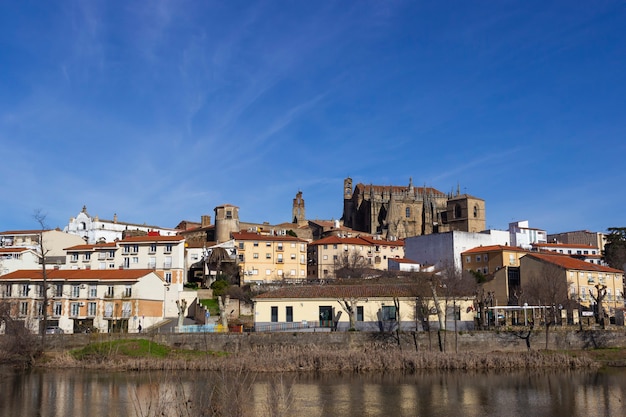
[509,220,547,249]
[0,248,41,276]
[63,206,178,244]
[404,230,510,272]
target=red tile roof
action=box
[532,242,597,249]
[0,269,159,281]
[64,242,117,251]
[0,248,30,254]
[232,232,306,242]
[0,229,50,235]
[120,235,184,243]
[255,284,428,299]
[462,245,527,255]
[523,253,623,274]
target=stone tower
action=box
[444,194,486,233]
[292,191,306,225]
[214,204,240,243]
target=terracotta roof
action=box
[389,258,420,264]
[255,284,428,299]
[119,235,184,243]
[0,229,49,235]
[462,245,528,255]
[64,242,117,251]
[0,269,159,281]
[523,253,623,274]
[0,247,30,254]
[232,232,306,242]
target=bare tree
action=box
[521,263,569,349]
[338,297,362,330]
[333,250,371,279]
[34,210,49,349]
[590,283,607,329]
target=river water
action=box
[1,367,625,417]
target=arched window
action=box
[454,204,462,219]
[80,222,86,230]
[473,205,478,218]
[405,207,411,218]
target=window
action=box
[53,302,62,316]
[382,305,397,321]
[71,253,79,262]
[484,254,488,262]
[266,242,271,247]
[70,302,80,317]
[290,269,296,276]
[473,205,478,218]
[35,301,43,316]
[226,210,232,219]
[123,257,130,268]
[266,253,271,259]
[19,301,28,316]
[277,254,283,263]
[88,302,97,316]
[72,285,80,298]
[99,262,106,270]
[466,256,471,263]
[106,286,114,298]
[20,284,30,297]
[333,244,338,250]
[238,254,244,262]
[122,302,132,318]
[323,244,328,249]
[89,285,97,298]
[291,253,296,260]
[238,242,244,250]
[291,242,296,248]
[124,285,132,297]
[271,306,278,322]
[277,243,283,251]
[148,257,156,268]
[4,284,11,297]
[253,253,259,259]
[84,253,91,261]
[55,284,63,297]
[323,255,328,260]
[300,254,305,263]
[300,243,305,252]
[104,302,114,318]
[36,285,44,297]
[164,256,172,269]
[165,244,173,253]
[266,269,272,276]
[132,256,139,264]
[277,270,283,276]
[150,243,157,253]
[107,251,115,259]
[165,272,172,284]
[454,204,462,219]
[357,306,364,322]
[406,207,411,218]
[253,241,259,247]
[286,306,293,322]
[476,255,481,262]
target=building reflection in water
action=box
[1,367,625,416]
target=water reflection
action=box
[0,367,625,417]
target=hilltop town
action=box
[0,177,624,338]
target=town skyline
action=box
[1,2,625,234]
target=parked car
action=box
[45,326,64,334]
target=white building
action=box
[0,248,41,276]
[404,230,510,272]
[509,220,547,249]
[0,229,85,266]
[63,206,178,244]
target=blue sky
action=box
[1,1,625,235]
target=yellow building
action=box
[307,235,404,279]
[520,253,624,319]
[233,231,308,284]
[461,245,528,306]
[254,284,475,331]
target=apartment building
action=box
[233,231,307,284]
[307,235,404,279]
[531,242,603,265]
[0,248,41,276]
[63,234,187,317]
[520,253,624,319]
[0,229,85,264]
[0,269,166,334]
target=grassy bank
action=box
[35,338,600,372]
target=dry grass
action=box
[38,342,598,372]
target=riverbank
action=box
[33,338,601,372]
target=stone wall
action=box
[36,328,626,353]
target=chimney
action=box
[201,215,212,227]
[113,213,118,224]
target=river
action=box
[1,367,625,416]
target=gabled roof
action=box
[523,253,623,274]
[0,268,160,281]
[462,245,527,255]
[256,284,428,299]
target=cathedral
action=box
[341,177,485,240]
